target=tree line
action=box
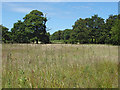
[1,10,50,44]
[1,10,120,45]
[51,14,120,45]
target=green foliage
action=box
[72,18,89,44]
[23,10,49,44]
[104,14,118,44]
[70,15,106,44]
[1,25,11,43]
[51,14,119,45]
[10,10,49,44]
[110,18,120,45]
[50,29,72,44]
[50,30,63,40]
[2,12,119,45]
[11,20,30,43]
[62,29,72,40]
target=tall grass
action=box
[2,44,118,88]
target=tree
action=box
[72,18,89,44]
[50,29,72,44]
[69,31,77,44]
[50,30,63,40]
[11,20,29,43]
[85,15,105,44]
[23,10,49,44]
[1,25,11,43]
[110,16,120,45]
[11,10,49,44]
[104,14,118,44]
[62,29,72,43]
[70,15,105,44]
[50,14,119,45]
[9,13,119,45]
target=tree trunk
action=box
[36,40,38,44]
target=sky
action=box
[2,2,118,34]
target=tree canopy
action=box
[10,10,49,44]
[51,14,120,45]
[1,11,119,45]
[1,25,11,43]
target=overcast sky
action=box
[2,2,118,34]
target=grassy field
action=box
[2,44,118,88]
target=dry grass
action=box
[2,44,118,88]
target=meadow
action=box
[2,44,118,88]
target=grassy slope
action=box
[2,44,118,88]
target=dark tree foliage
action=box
[51,14,119,45]
[1,25,11,43]
[2,12,119,45]
[72,18,89,44]
[110,16,120,45]
[50,30,63,40]
[11,10,49,44]
[104,15,118,44]
[11,20,29,43]
[50,29,72,43]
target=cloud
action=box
[11,7,34,13]
[73,6,92,10]
[71,6,94,13]
[3,2,56,14]
[3,3,35,13]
